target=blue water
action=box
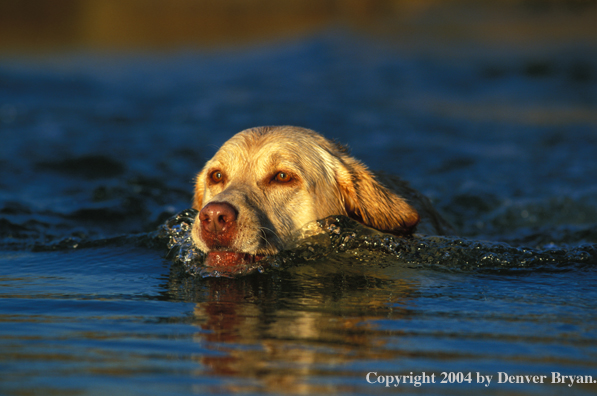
[1,28,596,395]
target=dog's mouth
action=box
[204,251,265,268]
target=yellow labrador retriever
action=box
[191,126,451,267]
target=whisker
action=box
[258,226,278,252]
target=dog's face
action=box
[191,126,419,267]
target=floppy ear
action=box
[192,170,205,210]
[337,160,420,235]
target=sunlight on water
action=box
[0,2,596,394]
[161,210,597,278]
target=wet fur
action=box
[191,126,449,256]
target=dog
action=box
[191,126,451,267]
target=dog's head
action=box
[191,126,419,267]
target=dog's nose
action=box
[199,202,238,243]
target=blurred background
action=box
[1,4,597,395]
[0,0,595,242]
[0,0,595,52]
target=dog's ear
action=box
[337,160,420,235]
[192,170,205,210]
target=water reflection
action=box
[157,208,597,393]
[169,261,418,394]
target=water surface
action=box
[1,10,596,395]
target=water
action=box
[1,22,597,396]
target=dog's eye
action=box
[274,171,291,183]
[210,170,224,183]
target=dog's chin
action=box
[204,251,265,268]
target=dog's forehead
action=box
[213,129,333,170]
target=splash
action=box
[159,209,269,277]
[160,210,597,278]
